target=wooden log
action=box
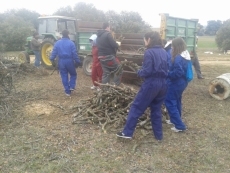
[209,73,230,100]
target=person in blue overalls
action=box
[165,37,191,132]
[116,31,169,140]
[50,30,81,96]
[162,39,173,124]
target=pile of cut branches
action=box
[0,52,48,119]
[0,54,17,96]
[72,83,168,133]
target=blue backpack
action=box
[186,60,193,82]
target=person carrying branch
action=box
[50,29,81,96]
[96,22,122,86]
[117,31,169,140]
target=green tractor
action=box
[17,36,33,64]
[19,15,98,71]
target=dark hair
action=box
[62,29,69,37]
[171,37,186,62]
[162,39,167,46]
[144,31,162,48]
[33,32,39,37]
[102,22,110,29]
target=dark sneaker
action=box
[116,132,132,139]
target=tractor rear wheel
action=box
[40,38,55,69]
[18,51,30,63]
[83,56,92,76]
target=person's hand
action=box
[116,41,121,46]
[74,60,82,68]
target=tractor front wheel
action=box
[18,51,30,63]
[40,38,55,69]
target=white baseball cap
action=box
[89,34,97,41]
[164,40,172,48]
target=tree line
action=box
[0,2,229,52]
[0,2,151,51]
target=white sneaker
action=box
[91,86,96,90]
[166,120,173,125]
[66,93,71,97]
[171,127,183,132]
[96,87,101,92]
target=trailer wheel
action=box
[83,56,92,76]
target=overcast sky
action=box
[0,0,228,27]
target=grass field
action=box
[1,36,230,172]
[1,62,230,173]
[196,36,230,60]
[197,36,218,50]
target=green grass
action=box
[197,36,217,49]
[196,36,230,59]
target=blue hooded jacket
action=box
[168,50,191,83]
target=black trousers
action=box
[192,51,202,78]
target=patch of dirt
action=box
[24,101,55,116]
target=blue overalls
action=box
[165,54,189,130]
[122,46,169,140]
[50,38,81,95]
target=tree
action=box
[105,11,122,31]
[55,2,107,22]
[0,15,32,51]
[197,23,204,36]
[4,9,40,29]
[55,3,151,33]
[215,19,230,51]
[53,6,74,17]
[205,20,222,35]
[72,2,105,22]
[120,11,150,33]
[105,11,151,33]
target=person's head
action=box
[62,29,69,38]
[171,37,186,62]
[33,32,39,39]
[144,31,162,48]
[102,22,110,31]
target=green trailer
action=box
[160,13,198,57]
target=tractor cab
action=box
[35,16,78,68]
[38,16,77,43]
